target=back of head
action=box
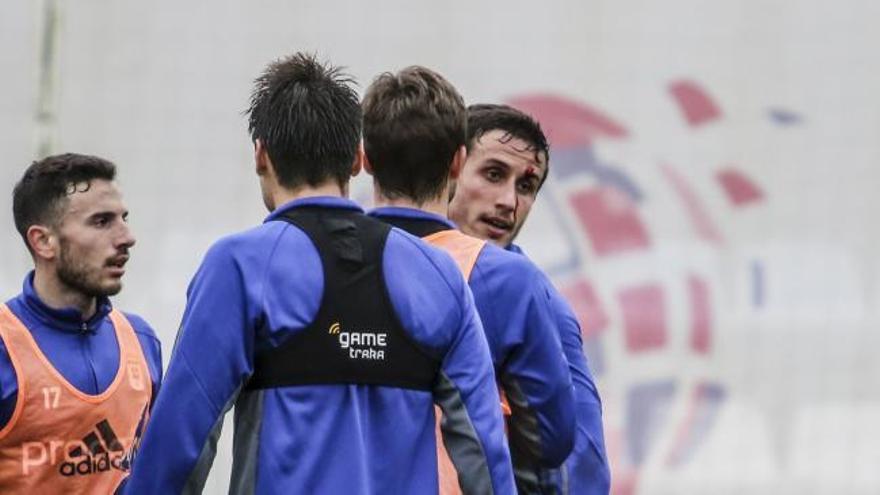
[466,104,550,184]
[12,153,116,253]
[247,53,362,191]
[362,66,465,204]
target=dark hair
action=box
[362,66,466,203]
[466,104,551,185]
[12,153,117,250]
[247,53,362,190]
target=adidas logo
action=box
[59,419,127,477]
[21,407,149,477]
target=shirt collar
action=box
[264,196,364,223]
[18,271,112,334]
[368,206,457,230]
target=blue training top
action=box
[369,206,575,476]
[124,197,515,495]
[508,243,611,495]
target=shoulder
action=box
[385,227,467,293]
[382,228,472,350]
[473,243,544,291]
[119,312,162,358]
[197,221,320,285]
[204,221,303,262]
[120,311,159,341]
[119,311,163,371]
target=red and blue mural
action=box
[508,80,794,493]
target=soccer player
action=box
[449,103,611,494]
[362,67,575,494]
[0,153,162,493]
[125,54,514,494]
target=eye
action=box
[484,167,504,183]
[90,214,113,228]
[516,179,538,196]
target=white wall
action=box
[1,1,877,493]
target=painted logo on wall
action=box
[508,80,797,494]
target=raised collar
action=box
[15,271,112,334]
[264,196,364,223]
[368,206,457,230]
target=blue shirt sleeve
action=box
[0,340,14,428]
[506,243,610,492]
[469,249,576,469]
[125,232,266,494]
[541,278,610,494]
[436,265,516,494]
[383,231,516,494]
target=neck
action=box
[32,266,97,319]
[373,185,449,218]
[272,181,348,210]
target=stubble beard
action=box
[56,239,122,298]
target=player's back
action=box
[370,207,575,487]
[127,198,513,495]
[233,206,501,493]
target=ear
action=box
[26,225,57,261]
[351,142,364,178]
[254,139,270,177]
[449,145,466,180]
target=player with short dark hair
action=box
[125,54,514,495]
[450,103,611,494]
[0,153,162,493]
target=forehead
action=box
[469,129,548,178]
[63,180,125,216]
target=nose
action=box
[116,222,136,250]
[495,182,518,213]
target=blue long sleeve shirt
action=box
[125,197,514,495]
[370,208,575,475]
[508,243,611,494]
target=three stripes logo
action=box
[59,419,128,477]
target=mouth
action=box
[106,255,129,275]
[479,215,513,239]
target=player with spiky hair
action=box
[126,54,515,495]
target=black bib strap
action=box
[247,207,440,391]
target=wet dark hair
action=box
[466,103,550,186]
[12,153,116,251]
[247,53,362,190]
[362,66,466,203]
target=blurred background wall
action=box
[1,1,878,493]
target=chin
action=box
[101,282,124,297]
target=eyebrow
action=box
[86,209,127,220]
[482,158,511,170]
[522,167,541,181]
